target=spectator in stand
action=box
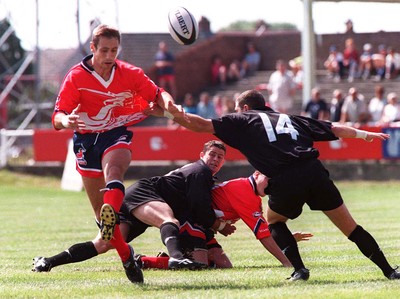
[342,38,360,82]
[329,89,345,122]
[182,93,198,115]
[380,92,400,125]
[213,94,224,117]
[288,56,303,89]
[154,41,177,99]
[221,95,236,115]
[226,59,242,84]
[302,87,329,120]
[340,87,370,127]
[267,59,297,113]
[344,19,354,34]
[241,42,261,77]
[385,46,400,80]
[368,85,386,125]
[358,43,373,80]
[197,91,217,118]
[210,55,227,88]
[324,45,344,82]
[372,44,387,81]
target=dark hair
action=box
[236,90,267,110]
[203,140,226,154]
[91,24,121,48]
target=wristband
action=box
[163,110,175,120]
[355,129,367,140]
[217,221,226,231]
[61,115,69,128]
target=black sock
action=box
[269,222,305,271]
[47,242,98,268]
[160,222,183,259]
[348,225,393,276]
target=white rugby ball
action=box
[168,7,198,45]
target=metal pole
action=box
[301,0,316,108]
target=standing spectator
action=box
[197,92,217,118]
[371,44,387,81]
[302,87,329,120]
[342,38,359,82]
[210,55,227,88]
[268,59,297,113]
[344,19,354,34]
[329,89,345,122]
[368,85,386,125]
[241,42,261,77]
[154,41,177,99]
[340,87,369,126]
[385,47,400,79]
[182,93,198,114]
[288,57,304,89]
[324,45,344,82]
[380,92,400,125]
[51,25,185,284]
[358,43,373,80]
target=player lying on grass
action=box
[33,171,309,272]
[162,88,400,281]
[33,140,234,276]
[137,170,312,269]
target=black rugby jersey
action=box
[212,107,338,177]
[151,159,216,228]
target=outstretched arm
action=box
[259,236,292,267]
[331,123,390,142]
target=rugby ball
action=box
[168,7,198,45]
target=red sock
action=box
[109,224,130,262]
[141,256,169,269]
[103,188,124,212]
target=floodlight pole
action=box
[301,0,316,109]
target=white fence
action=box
[0,129,34,168]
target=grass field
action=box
[1,170,400,298]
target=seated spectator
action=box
[221,95,235,115]
[324,45,344,81]
[372,44,387,81]
[342,38,360,82]
[210,55,227,87]
[226,59,242,83]
[385,47,400,79]
[302,87,329,120]
[329,89,345,122]
[379,92,400,125]
[212,94,224,117]
[182,93,198,114]
[340,87,370,127]
[358,43,373,80]
[241,42,261,77]
[368,85,386,125]
[288,56,303,89]
[197,92,217,118]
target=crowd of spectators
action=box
[301,85,400,128]
[324,38,400,83]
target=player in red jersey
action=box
[51,24,184,284]
[138,171,312,269]
[167,89,400,281]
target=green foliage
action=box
[219,20,297,32]
[1,171,400,298]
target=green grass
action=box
[1,170,400,298]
